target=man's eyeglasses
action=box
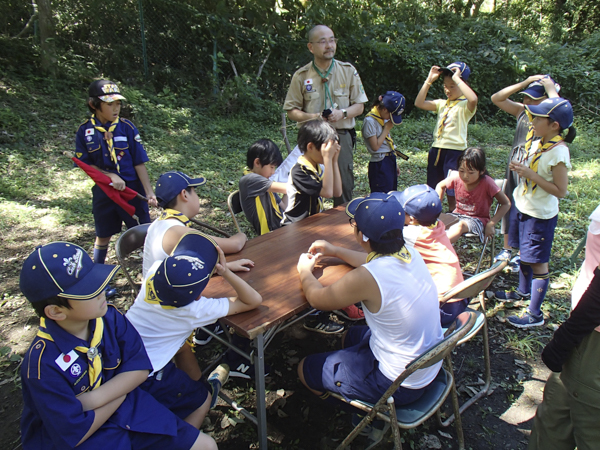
[311,38,338,45]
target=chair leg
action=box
[387,397,403,450]
[336,407,379,450]
[445,356,466,450]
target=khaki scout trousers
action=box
[333,131,354,207]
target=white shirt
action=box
[142,219,185,277]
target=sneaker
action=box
[193,323,224,346]
[351,413,390,450]
[488,290,530,302]
[228,361,271,380]
[105,285,117,299]
[494,248,513,262]
[334,304,365,321]
[207,364,229,408]
[508,254,521,273]
[507,310,544,329]
[304,312,345,334]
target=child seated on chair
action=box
[436,147,510,244]
[282,120,342,225]
[296,192,443,409]
[127,233,262,416]
[239,139,288,235]
[392,184,467,326]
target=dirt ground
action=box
[0,222,555,450]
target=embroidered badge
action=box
[70,363,82,378]
[101,83,120,94]
[175,255,205,270]
[113,136,127,142]
[134,134,142,143]
[55,350,79,371]
[63,248,84,278]
[85,128,94,136]
[353,70,359,77]
[360,85,365,93]
[306,85,313,92]
[304,78,313,92]
[76,152,83,158]
[86,136,92,142]
[339,84,346,88]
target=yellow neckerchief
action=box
[522,135,563,195]
[366,107,409,161]
[38,317,104,390]
[297,155,324,213]
[436,96,466,141]
[90,115,120,173]
[159,208,191,227]
[366,246,412,263]
[243,168,283,234]
[523,110,535,154]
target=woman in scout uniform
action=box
[362,91,408,193]
[414,62,478,212]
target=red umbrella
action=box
[72,157,140,218]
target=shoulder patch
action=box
[26,339,47,380]
[77,119,91,131]
[119,118,136,130]
[336,61,354,68]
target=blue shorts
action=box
[440,299,469,327]
[128,418,200,450]
[368,154,397,193]
[508,211,558,264]
[302,325,427,406]
[92,179,151,238]
[427,147,462,196]
[140,362,209,420]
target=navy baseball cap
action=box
[346,192,405,243]
[382,91,406,125]
[88,80,126,103]
[20,242,120,303]
[520,76,561,100]
[442,62,471,81]
[155,171,207,208]
[390,185,442,225]
[525,97,574,130]
[145,232,219,308]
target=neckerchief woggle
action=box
[366,246,412,263]
[366,106,409,161]
[90,115,120,173]
[159,208,191,227]
[312,59,336,110]
[38,317,105,390]
[297,155,324,213]
[522,135,563,195]
[434,96,467,166]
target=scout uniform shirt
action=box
[20,305,179,449]
[283,60,368,130]
[282,155,324,224]
[431,98,476,150]
[239,172,283,235]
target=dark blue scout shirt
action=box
[75,118,149,183]
[20,305,179,449]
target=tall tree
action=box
[37,0,56,76]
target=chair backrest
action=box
[227,190,243,234]
[115,223,151,261]
[440,259,508,303]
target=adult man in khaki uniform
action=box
[284,25,368,206]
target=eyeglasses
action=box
[349,218,356,228]
[311,38,338,45]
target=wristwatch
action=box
[342,109,348,119]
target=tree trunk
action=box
[37,0,57,77]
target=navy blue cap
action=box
[155,171,206,208]
[442,62,471,81]
[346,192,405,243]
[145,232,218,308]
[20,242,120,303]
[525,97,574,130]
[88,80,126,103]
[382,91,406,125]
[390,185,442,225]
[520,76,561,100]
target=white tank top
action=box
[362,246,444,388]
[142,219,186,277]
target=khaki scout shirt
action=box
[283,60,368,130]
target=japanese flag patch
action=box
[304,78,313,92]
[55,350,79,371]
[85,128,94,136]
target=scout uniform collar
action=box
[90,115,120,173]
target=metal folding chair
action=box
[227,190,243,234]
[115,223,150,299]
[439,259,508,425]
[333,311,477,450]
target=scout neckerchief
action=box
[90,115,120,173]
[312,59,336,110]
[159,208,191,227]
[38,317,104,390]
[433,96,467,165]
[243,168,283,234]
[366,246,412,263]
[297,155,324,213]
[522,135,563,195]
[523,110,535,154]
[365,106,409,161]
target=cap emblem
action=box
[63,249,84,278]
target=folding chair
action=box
[227,190,243,234]
[115,223,150,298]
[333,311,477,450]
[438,259,508,426]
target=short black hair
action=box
[31,295,72,319]
[87,97,103,114]
[297,120,338,154]
[164,186,194,210]
[246,139,283,169]
[415,216,439,228]
[358,228,406,255]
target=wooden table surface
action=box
[203,206,363,339]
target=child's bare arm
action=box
[134,163,158,207]
[452,69,478,112]
[213,233,247,254]
[163,227,247,255]
[308,240,366,268]
[415,66,440,111]
[367,121,394,151]
[509,161,568,198]
[491,75,544,117]
[226,258,254,272]
[77,370,149,412]
[319,140,338,198]
[214,247,262,316]
[435,179,448,201]
[331,141,343,198]
[77,395,126,446]
[268,181,288,194]
[485,190,511,240]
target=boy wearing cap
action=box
[19,242,214,450]
[75,80,158,295]
[393,185,467,326]
[415,62,478,211]
[296,192,443,410]
[127,233,262,414]
[363,91,407,193]
[491,76,560,268]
